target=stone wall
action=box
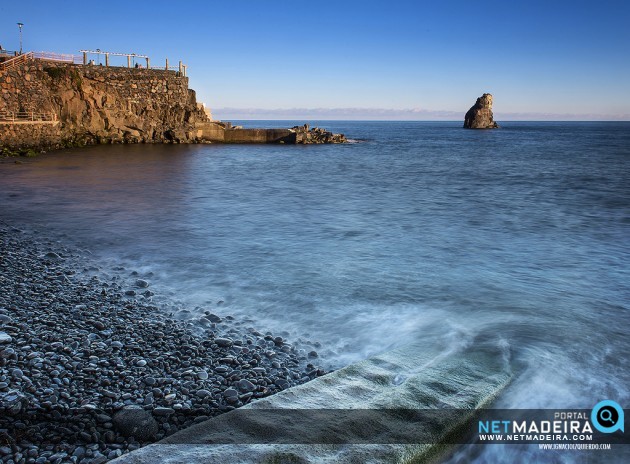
[0,121,62,151]
[0,59,208,150]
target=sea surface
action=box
[1,121,629,462]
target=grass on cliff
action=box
[44,66,83,89]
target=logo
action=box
[591,400,624,434]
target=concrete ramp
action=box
[112,340,511,463]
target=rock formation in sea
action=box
[463,93,499,129]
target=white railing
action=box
[32,51,83,64]
[0,52,33,73]
[0,111,58,122]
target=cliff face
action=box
[463,93,499,129]
[0,60,208,149]
[1,58,346,150]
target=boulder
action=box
[464,93,499,129]
[112,406,158,441]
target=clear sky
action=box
[1,0,629,120]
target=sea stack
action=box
[464,93,499,129]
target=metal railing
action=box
[0,111,58,122]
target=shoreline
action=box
[0,223,328,463]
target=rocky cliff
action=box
[1,58,347,151]
[0,60,206,150]
[463,93,499,129]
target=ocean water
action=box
[1,121,629,461]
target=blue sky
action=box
[1,1,629,120]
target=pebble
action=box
[237,379,256,393]
[135,279,150,288]
[195,389,211,398]
[112,407,158,441]
[0,224,328,463]
[153,407,175,416]
[214,337,233,347]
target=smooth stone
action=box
[0,315,11,324]
[0,347,15,358]
[93,320,106,331]
[197,370,209,380]
[153,407,175,416]
[196,389,211,398]
[112,406,158,441]
[144,376,157,386]
[135,359,147,367]
[237,379,256,393]
[275,379,290,389]
[44,252,62,260]
[223,388,238,398]
[214,337,233,347]
[11,368,24,379]
[125,290,137,296]
[0,332,12,344]
[111,341,124,349]
[135,279,149,288]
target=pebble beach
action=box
[0,223,327,464]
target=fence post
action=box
[146,57,150,69]
[105,53,109,67]
[83,52,87,65]
[165,58,169,71]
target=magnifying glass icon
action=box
[600,409,614,423]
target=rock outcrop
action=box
[292,124,347,144]
[1,58,347,151]
[463,93,499,129]
[0,61,207,149]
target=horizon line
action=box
[210,107,630,122]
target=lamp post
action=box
[17,22,24,54]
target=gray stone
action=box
[153,407,175,416]
[0,332,12,344]
[197,370,209,380]
[214,337,233,347]
[196,389,211,398]
[275,379,290,390]
[112,406,158,441]
[135,279,149,288]
[237,379,256,393]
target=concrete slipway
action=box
[112,338,512,464]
